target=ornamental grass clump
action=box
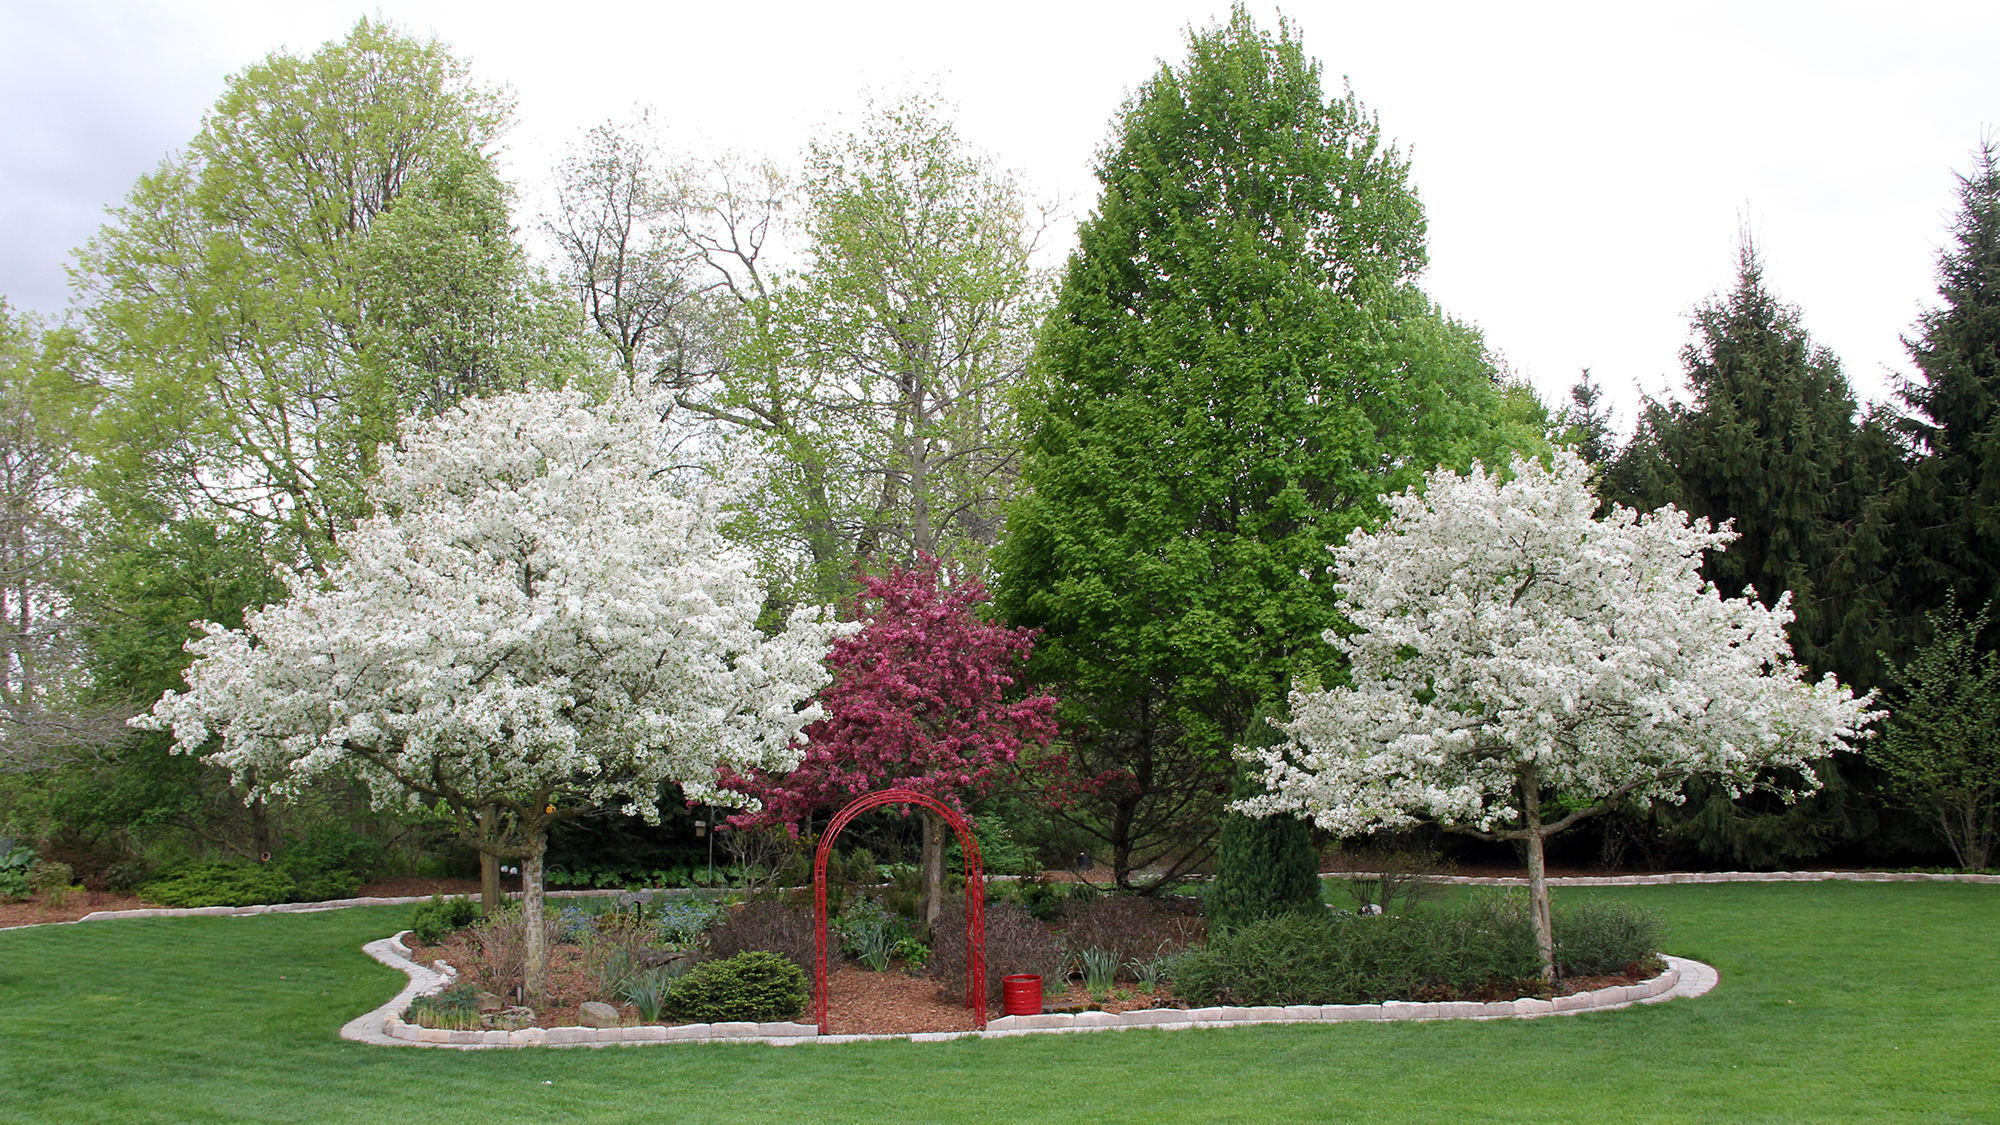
[662,951,807,1023]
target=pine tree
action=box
[993,7,1537,887]
[1207,708,1321,933]
[1895,140,2000,635]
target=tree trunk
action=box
[478,804,501,918]
[920,809,945,933]
[522,820,549,1006]
[1522,766,1555,980]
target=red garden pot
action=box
[1002,974,1043,1016]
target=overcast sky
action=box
[2,0,1995,431]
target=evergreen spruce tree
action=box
[993,7,1539,886]
[1894,140,2000,637]
[1207,707,1322,932]
[1617,241,1888,687]
[1603,242,1905,867]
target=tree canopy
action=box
[993,6,1543,885]
[1242,451,1881,971]
[137,388,844,999]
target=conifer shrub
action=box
[1207,712,1324,933]
[663,950,807,1023]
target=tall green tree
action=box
[1612,242,1896,687]
[1893,140,2000,635]
[993,8,1539,887]
[675,95,1047,607]
[75,18,589,576]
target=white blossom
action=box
[140,386,843,816]
[1238,451,1881,970]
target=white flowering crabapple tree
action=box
[137,388,845,1002]
[1236,451,1882,977]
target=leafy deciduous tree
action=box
[1240,452,1881,975]
[137,389,844,1001]
[995,7,1539,886]
[1871,599,2000,870]
[720,555,1057,927]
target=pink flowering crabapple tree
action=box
[136,388,845,1002]
[1236,451,1883,976]
[720,556,1058,928]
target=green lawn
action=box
[1,883,1994,1124]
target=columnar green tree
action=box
[1207,708,1322,932]
[993,8,1540,886]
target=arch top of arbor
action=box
[812,788,986,1034]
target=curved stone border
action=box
[349,929,1716,1049]
[74,886,660,925]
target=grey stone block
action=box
[417,1026,449,1043]
[1479,1001,1517,1018]
[986,1016,1024,1032]
[712,1021,761,1038]
[1245,1006,1288,1022]
[1381,1001,1440,1020]
[760,1021,817,1038]
[543,1027,591,1044]
[511,1027,547,1045]
[1283,1005,1320,1021]
[1513,997,1555,1016]
[1073,1011,1121,1027]
[1435,1002,1485,1019]
[1321,1004,1383,1021]
[1118,1009,1182,1026]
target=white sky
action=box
[3,0,1995,431]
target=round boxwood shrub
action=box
[663,950,808,1023]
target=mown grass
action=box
[1,882,1994,1124]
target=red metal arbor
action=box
[813,788,986,1033]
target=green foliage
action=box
[1872,599,2000,869]
[1895,140,2000,627]
[1173,897,1547,1005]
[272,823,383,902]
[0,840,38,901]
[1552,898,1666,976]
[662,950,808,1023]
[994,7,1541,888]
[405,982,483,1031]
[410,895,480,945]
[656,898,729,947]
[832,894,906,971]
[1608,241,1893,689]
[138,862,298,908]
[75,17,582,576]
[1208,710,1323,932]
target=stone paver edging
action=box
[346,930,1717,1049]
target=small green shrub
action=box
[30,861,76,908]
[138,862,298,908]
[662,950,807,1023]
[0,840,37,902]
[1555,898,1665,976]
[410,895,480,944]
[1174,896,1545,1006]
